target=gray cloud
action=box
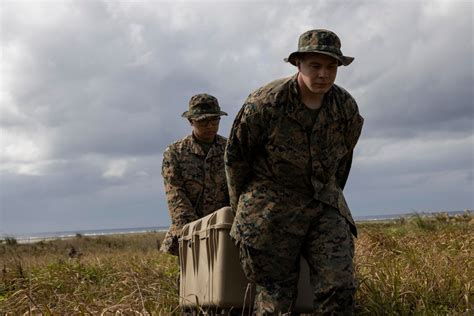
[1,0,473,235]
[1,155,167,234]
[349,0,473,138]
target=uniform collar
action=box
[287,73,343,123]
[188,134,223,157]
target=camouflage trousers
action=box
[238,201,356,315]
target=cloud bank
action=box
[1,0,472,234]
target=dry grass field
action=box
[355,212,473,315]
[1,212,473,315]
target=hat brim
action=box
[284,51,354,66]
[181,111,228,120]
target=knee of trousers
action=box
[238,242,300,288]
[312,267,356,293]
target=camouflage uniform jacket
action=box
[161,134,230,254]
[225,74,364,250]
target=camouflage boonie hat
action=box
[285,29,354,66]
[181,93,228,121]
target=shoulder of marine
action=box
[328,84,361,120]
[238,76,294,119]
[164,135,194,154]
[242,76,360,119]
[245,76,293,107]
[165,134,227,155]
[214,134,227,147]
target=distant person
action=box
[225,29,364,314]
[160,94,229,256]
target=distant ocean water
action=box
[3,226,169,244]
[353,210,468,222]
[2,210,469,244]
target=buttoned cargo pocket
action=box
[234,186,311,250]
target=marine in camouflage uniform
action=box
[161,94,230,255]
[225,30,364,315]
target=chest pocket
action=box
[266,120,310,167]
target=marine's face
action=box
[297,53,338,95]
[191,117,220,143]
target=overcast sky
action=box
[1,0,473,235]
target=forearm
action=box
[164,184,199,228]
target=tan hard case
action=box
[179,206,313,312]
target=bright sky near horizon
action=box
[1,0,473,235]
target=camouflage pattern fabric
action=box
[285,29,354,66]
[225,74,363,313]
[161,134,229,255]
[239,202,355,315]
[181,93,228,121]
